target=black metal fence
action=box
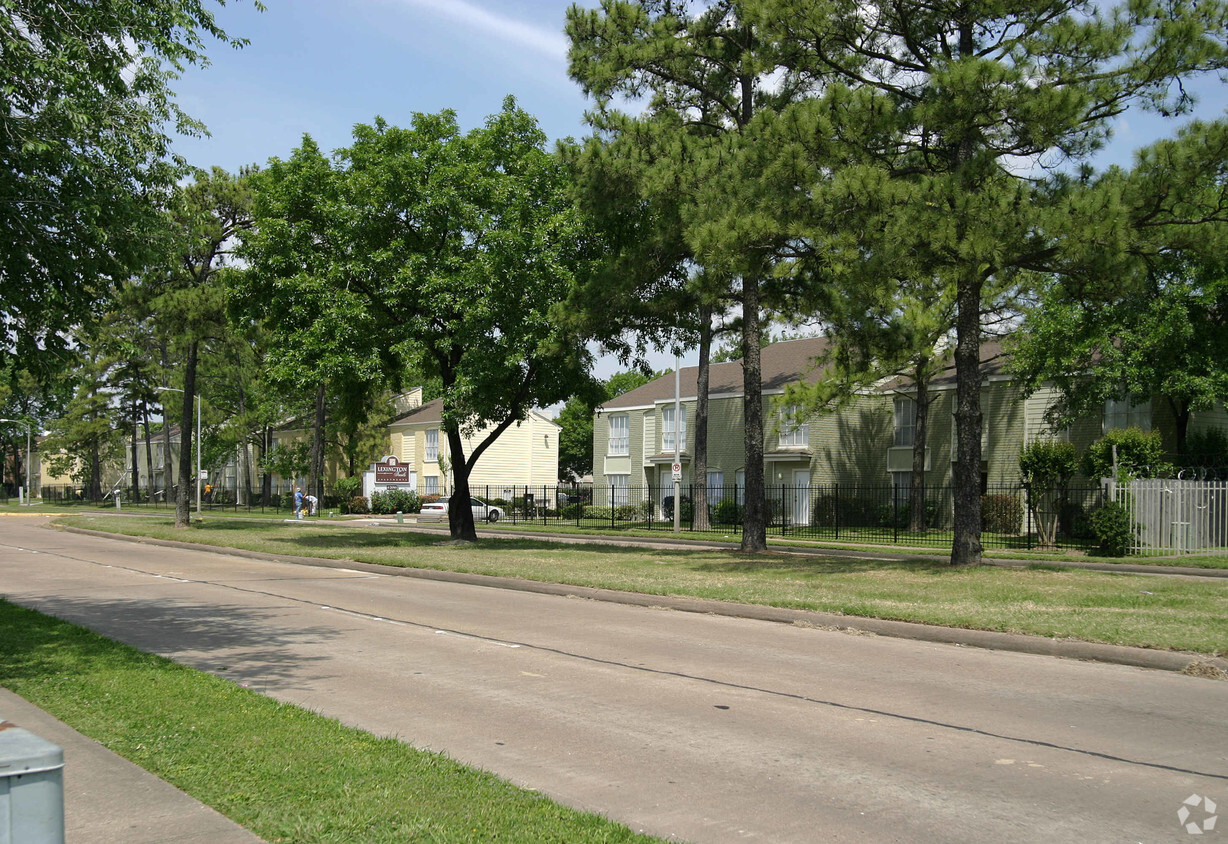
[25,481,1106,552]
[460,482,1105,552]
[35,484,311,515]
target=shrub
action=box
[813,495,881,528]
[712,497,743,525]
[559,502,583,519]
[1182,427,1228,467]
[1019,439,1079,488]
[584,505,613,520]
[876,500,941,530]
[1058,501,1093,539]
[615,504,640,521]
[1088,502,1135,556]
[371,488,420,515]
[333,476,363,502]
[420,494,441,505]
[661,495,693,522]
[1082,428,1171,480]
[348,495,370,515]
[981,494,1022,534]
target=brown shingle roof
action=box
[602,336,1010,408]
[600,336,833,410]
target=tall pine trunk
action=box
[909,360,930,533]
[129,399,140,499]
[142,403,153,504]
[951,274,984,566]
[740,274,767,552]
[692,304,714,531]
[175,341,199,528]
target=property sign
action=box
[374,455,411,484]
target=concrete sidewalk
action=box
[0,688,263,844]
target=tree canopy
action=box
[0,0,258,381]
[242,99,599,540]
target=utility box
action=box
[0,722,65,844]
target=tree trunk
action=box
[129,399,140,499]
[740,274,767,552]
[909,359,930,532]
[259,426,272,504]
[175,341,198,528]
[87,439,102,502]
[309,382,326,501]
[1169,396,1191,459]
[950,274,984,566]
[693,304,714,531]
[142,403,153,504]
[445,427,477,541]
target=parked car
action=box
[419,496,504,523]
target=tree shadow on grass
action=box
[689,554,960,577]
[0,595,337,693]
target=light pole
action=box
[0,418,32,505]
[156,388,202,516]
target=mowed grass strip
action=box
[63,516,1228,655]
[0,599,656,844]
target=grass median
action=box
[0,599,656,843]
[61,515,1228,655]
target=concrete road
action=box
[1,518,1225,843]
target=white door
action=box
[793,470,811,526]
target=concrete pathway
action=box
[0,688,263,843]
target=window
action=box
[779,405,808,447]
[425,475,439,496]
[608,414,629,456]
[735,469,745,505]
[425,429,439,462]
[662,405,687,452]
[707,470,725,502]
[608,473,629,506]
[1104,397,1151,432]
[894,397,916,447]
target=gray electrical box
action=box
[0,722,65,844]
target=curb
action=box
[59,524,1228,678]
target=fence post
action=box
[1025,483,1032,551]
[893,484,899,544]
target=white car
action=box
[419,496,504,523]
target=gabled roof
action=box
[389,398,560,430]
[601,336,1012,410]
[600,336,833,410]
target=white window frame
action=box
[608,414,629,456]
[894,397,916,448]
[425,428,439,462]
[425,475,439,496]
[779,405,808,447]
[707,470,725,503]
[1104,397,1151,432]
[735,469,745,505]
[662,405,687,452]
[608,473,630,506]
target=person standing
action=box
[294,487,304,519]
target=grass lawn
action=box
[60,515,1228,655]
[0,599,656,843]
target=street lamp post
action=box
[156,388,202,516]
[0,418,32,505]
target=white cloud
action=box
[390,0,569,60]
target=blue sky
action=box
[171,0,1227,380]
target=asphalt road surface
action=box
[1,519,1225,842]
